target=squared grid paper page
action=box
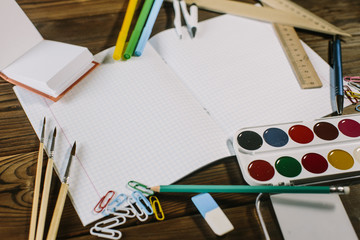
[14,45,230,226]
[149,14,349,137]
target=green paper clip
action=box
[127,180,154,196]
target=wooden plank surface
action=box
[0,0,360,239]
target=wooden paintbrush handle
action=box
[29,142,44,240]
[46,183,68,240]
[35,157,54,240]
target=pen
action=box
[179,0,197,38]
[332,35,344,115]
[134,0,164,56]
[151,185,350,194]
[112,0,139,60]
[189,3,198,37]
[46,142,76,240]
[123,0,155,60]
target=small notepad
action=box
[0,0,95,101]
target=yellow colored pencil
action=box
[113,0,139,60]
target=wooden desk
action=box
[1,0,360,239]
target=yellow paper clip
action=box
[344,86,360,104]
[149,196,165,221]
[127,180,154,196]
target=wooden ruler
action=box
[274,23,322,88]
[261,0,350,37]
[261,0,323,88]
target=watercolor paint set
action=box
[233,114,360,186]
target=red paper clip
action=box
[94,190,116,213]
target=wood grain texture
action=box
[0,0,360,239]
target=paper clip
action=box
[344,76,360,83]
[344,86,360,104]
[127,196,148,222]
[149,196,165,221]
[90,226,122,240]
[94,190,116,213]
[113,207,136,218]
[94,215,127,229]
[105,193,128,215]
[349,82,360,91]
[356,104,360,112]
[127,180,154,196]
[132,190,153,215]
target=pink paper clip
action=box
[94,190,116,213]
[344,76,360,83]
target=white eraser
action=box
[191,193,234,236]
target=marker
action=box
[123,0,155,59]
[113,0,139,60]
[134,0,164,56]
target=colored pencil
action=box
[150,185,350,194]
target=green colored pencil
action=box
[123,0,155,59]
[150,185,350,194]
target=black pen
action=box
[331,35,344,115]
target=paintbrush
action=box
[28,117,46,240]
[46,142,76,240]
[35,128,56,240]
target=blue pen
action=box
[134,0,164,56]
[332,36,344,115]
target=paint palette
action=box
[233,114,360,186]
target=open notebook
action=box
[14,15,349,226]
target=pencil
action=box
[150,185,350,194]
[112,0,139,60]
[46,142,76,240]
[123,0,155,59]
[35,128,57,240]
[28,117,46,240]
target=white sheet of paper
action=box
[0,0,42,70]
[150,15,350,137]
